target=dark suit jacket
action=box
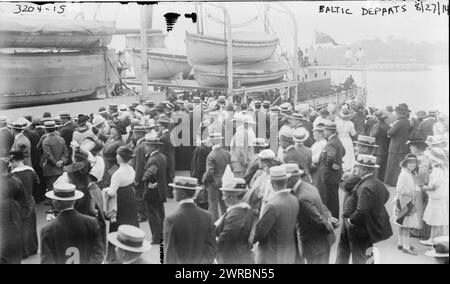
[319,134,345,184]
[292,181,333,258]
[294,144,312,178]
[416,118,436,140]
[40,209,104,264]
[130,139,147,188]
[23,129,40,169]
[253,191,299,264]
[351,110,366,136]
[190,144,211,184]
[387,117,410,154]
[158,130,175,176]
[41,132,68,177]
[142,150,167,203]
[348,175,393,244]
[216,205,254,264]
[59,121,77,149]
[0,127,14,158]
[203,146,231,186]
[163,203,216,264]
[283,145,302,166]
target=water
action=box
[330,65,449,114]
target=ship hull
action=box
[0,50,118,108]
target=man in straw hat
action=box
[215,178,254,264]
[316,122,345,219]
[384,103,411,186]
[202,131,231,222]
[164,176,216,264]
[287,163,336,264]
[335,154,392,264]
[41,120,69,193]
[253,166,299,264]
[10,118,32,167]
[293,127,313,183]
[107,225,151,264]
[40,183,104,264]
[141,134,167,245]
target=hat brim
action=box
[353,141,379,148]
[45,190,84,201]
[270,174,291,181]
[220,188,247,194]
[424,151,446,165]
[168,183,202,190]
[107,232,152,253]
[355,162,380,168]
[252,143,270,148]
[294,133,310,143]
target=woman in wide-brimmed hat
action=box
[420,147,449,249]
[103,145,139,263]
[392,153,421,256]
[102,121,126,178]
[336,106,357,172]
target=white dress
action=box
[423,166,449,227]
[336,117,356,172]
[392,168,420,229]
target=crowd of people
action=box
[0,92,448,264]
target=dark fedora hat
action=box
[64,160,91,175]
[406,138,428,148]
[77,115,90,125]
[108,121,126,135]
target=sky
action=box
[1,1,448,52]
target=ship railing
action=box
[300,87,367,110]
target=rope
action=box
[207,13,259,29]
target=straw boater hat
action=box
[355,154,380,168]
[169,176,202,190]
[43,120,57,130]
[142,133,163,145]
[280,103,293,114]
[263,100,271,108]
[279,131,294,143]
[218,96,226,104]
[313,123,326,132]
[340,108,352,119]
[59,111,71,120]
[133,125,146,133]
[92,115,106,128]
[400,153,419,168]
[193,96,202,104]
[118,104,128,112]
[353,135,378,148]
[427,110,439,118]
[425,236,449,258]
[270,106,281,113]
[424,147,447,165]
[10,119,28,131]
[270,165,289,181]
[252,138,269,148]
[323,122,337,131]
[109,104,118,112]
[257,149,277,160]
[290,113,304,121]
[284,163,304,177]
[293,127,310,143]
[45,183,84,201]
[220,177,247,194]
[208,130,223,142]
[108,225,151,253]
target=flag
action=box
[314,31,338,46]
